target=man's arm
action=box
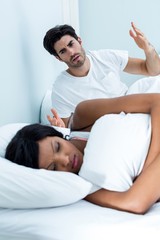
[124,22,160,76]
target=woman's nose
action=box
[58,155,70,167]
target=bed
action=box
[1,75,160,240]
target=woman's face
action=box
[38,136,83,174]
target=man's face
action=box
[54,35,86,68]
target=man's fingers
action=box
[48,109,65,127]
[47,115,57,125]
[50,108,60,120]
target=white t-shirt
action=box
[52,49,128,118]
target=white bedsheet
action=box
[0,200,160,240]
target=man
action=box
[43,22,160,128]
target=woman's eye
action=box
[52,163,56,171]
[47,162,55,171]
[56,142,60,152]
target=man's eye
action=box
[60,50,65,55]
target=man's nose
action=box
[67,48,74,56]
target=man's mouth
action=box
[71,54,80,62]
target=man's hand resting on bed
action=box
[47,108,66,128]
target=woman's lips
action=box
[72,155,78,169]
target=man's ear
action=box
[78,37,82,45]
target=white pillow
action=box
[127,75,160,95]
[0,123,29,157]
[0,156,92,208]
[79,113,151,191]
[40,89,52,124]
[0,123,93,208]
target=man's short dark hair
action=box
[43,24,79,56]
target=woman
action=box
[5,93,160,214]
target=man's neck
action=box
[67,57,90,77]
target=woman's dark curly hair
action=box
[5,124,63,169]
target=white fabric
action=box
[0,123,93,208]
[79,113,151,191]
[52,49,128,118]
[40,89,52,124]
[0,123,29,157]
[0,156,93,209]
[40,75,160,125]
[0,200,160,240]
[127,75,160,94]
[1,75,160,239]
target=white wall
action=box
[0,0,79,126]
[78,0,160,86]
[1,0,159,126]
